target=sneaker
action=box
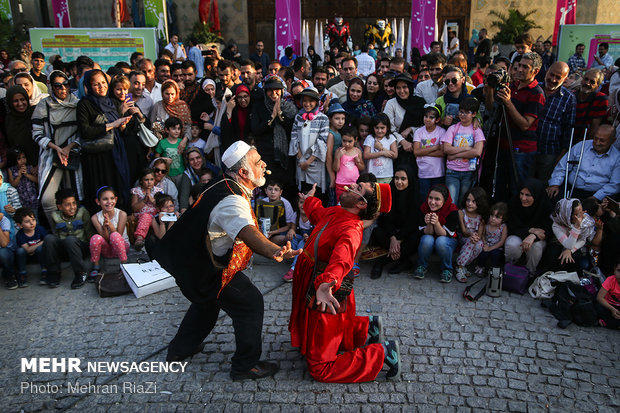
[88,268,101,283]
[440,270,453,283]
[5,277,18,290]
[71,272,88,289]
[367,315,384,345]
[282,269,294,282]
[413,265,427,280]
[17,272,28,288]
[384,340,401,381]
[40,270,49,285]
[455,267,468,283]
[134,236,145,251]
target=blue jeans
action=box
[0,247,15,279]
[445,169,475,205]
[16,245,46,274]
[290,234,306,269]
[419,177,445,202]
[417,235,458,272]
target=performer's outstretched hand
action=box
[273,241,302,262]
[299,184,317,202]
[315,280,340,315]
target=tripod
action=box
[489,103,520,199]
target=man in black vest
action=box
[151,141,301,380]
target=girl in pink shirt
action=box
[333,126,365,201]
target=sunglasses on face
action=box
[154,167,168,174]
[444,78,461,85]
[459,110,473,116]
[52,81,70,89]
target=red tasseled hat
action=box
[375,183,392,214]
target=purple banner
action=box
[52,0,71,28]
[275,0,301,60]
[411,0,436,54]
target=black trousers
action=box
[370,225,418,262]
[168,272,264,372]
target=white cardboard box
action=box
[121,260,177,298]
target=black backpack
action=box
[549,282,598,328]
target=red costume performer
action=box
[289,184,394,383]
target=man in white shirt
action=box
[129,70,153,117]
[165,34,187,63]
[592,42,614,70]
[414,53,446,104]
[328,56,358,100]
[154,141,301,380]
[356,44,376,78]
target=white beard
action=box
[248,169,266,188]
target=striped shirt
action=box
[536,86,576,155]
[567,54,586,74]
[506,79,546,153]
[575,91,608,139]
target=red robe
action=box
[288,197,384,383]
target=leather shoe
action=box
[166,342,205,362]
[388,259,411,274]
[230,360,279,381]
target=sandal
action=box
[352,262,361,278]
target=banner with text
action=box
[275,0,301,60]
[411,0,437,55]
[552,0,577,46]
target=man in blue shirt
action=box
[186,37,204,79]
[567,44,586,74]
[250,40,271,78]
[533,61,576,182]
[591,42,614,70]
[547,124,620,201]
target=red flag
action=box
[111,0,131,24]
[199,0,220,32]
[552,0,577,46]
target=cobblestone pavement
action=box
[1,254,618,412]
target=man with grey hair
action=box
[494,51,546,197]
[150,141,301,381]
[575,68,608,141]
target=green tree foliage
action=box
[190,21,223,45]
[489,9,541,44]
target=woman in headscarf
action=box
[149,79,192,143]
[32,70,82,225]
[369,165,420,279]
[365,73,387,113]
[14,72,48,107]
[220,84,253,153]
[0,50,11,74]
[77,69,132,213]
[307,45,322,73]
[250,76,298,196]
[109,74,150,185]
[177,147,218,213]
[190,77,217,123]
[505,178,552,276]
[383,72,426,165]
[341,77,376,120]
[545,198,601,275]
[3,85,39,164]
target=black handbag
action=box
[305,221,354,313]
[80,114,115,153]
[52,147,80,171]
[96,271,132,297]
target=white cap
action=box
[222,141,252,169]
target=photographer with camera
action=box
[491,52,546,200]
